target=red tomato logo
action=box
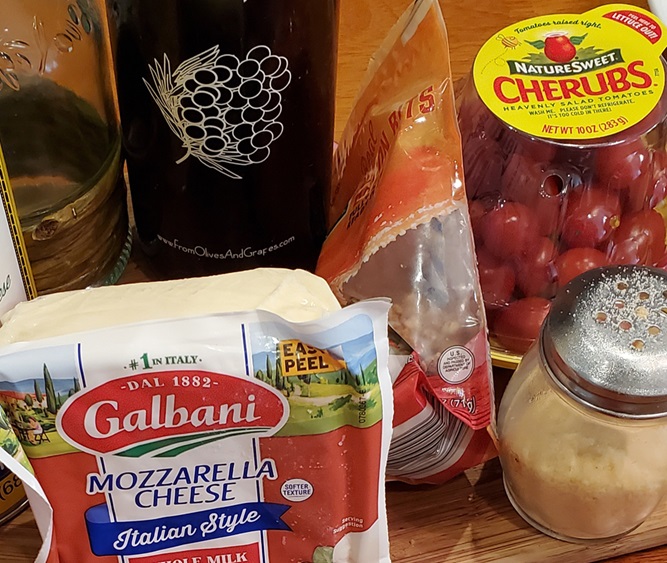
[526,33,587,64]
[544,34,577,63]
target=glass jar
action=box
[0,0,131,294]
[458,5,667,367]
[497,265,667,542]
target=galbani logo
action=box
[57,371,288,457]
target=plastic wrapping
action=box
[316,0,495,484]
[0,271,393,563]
[458,4,667,365]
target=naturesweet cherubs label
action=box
[0,302,393,563]
[473,4,667,139]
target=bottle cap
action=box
[541,264,667,418]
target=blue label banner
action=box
[85,501,291,556]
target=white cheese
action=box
[0,268,341,344]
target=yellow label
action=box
[279,340,346,377]
[0,468,25,517]
[473,4,667,140]
[0,146,37,302]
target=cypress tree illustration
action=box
[24,394,33,407]
[358,366,367,387]
[299,374,312,385]
[73,377,81,393]
[343,367,353,387]
[266,356,274,388]
[275,357,284,391]
[34,380,43,404]
[0,406,9,431]
[44,364,57,415]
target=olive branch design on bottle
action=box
[144,45,291,180]
[0,1,94,92]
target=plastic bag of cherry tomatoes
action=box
[316,0,496,485]
[458,4,667,366]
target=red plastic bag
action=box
[316,0,496,484]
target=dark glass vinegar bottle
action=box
[106,0,338,278]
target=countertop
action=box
[1,0,666,561]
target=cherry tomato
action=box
[561,186,621,248]
[501,156,562,237]
[595,140,650,193]
[533,175,564,237]
[458,90,498,140]
[624,163,655,213]
[655,250,667,269]
[601,103,665,209]
[501,153,542,205]
[468,199,486,245]
[462,135,505,198]
[642,151,667,211]
[555,247,609,287]
[606,209,667,266]
[612,96,666,142]
[476,247,516,308]
[514,134,557,163]
[493,297,551,354]
[514,237,558,298]
[479,202,540,259]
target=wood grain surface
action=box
[2,0,666,562]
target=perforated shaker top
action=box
[541,265,667,418]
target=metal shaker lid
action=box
[541,265,667,418]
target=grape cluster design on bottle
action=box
[144,45,291,179]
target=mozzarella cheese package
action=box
[0,269,393,563]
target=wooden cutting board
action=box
[2,456,667,562]
[387,457,667,562]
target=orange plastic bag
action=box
[316,0,496,484]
